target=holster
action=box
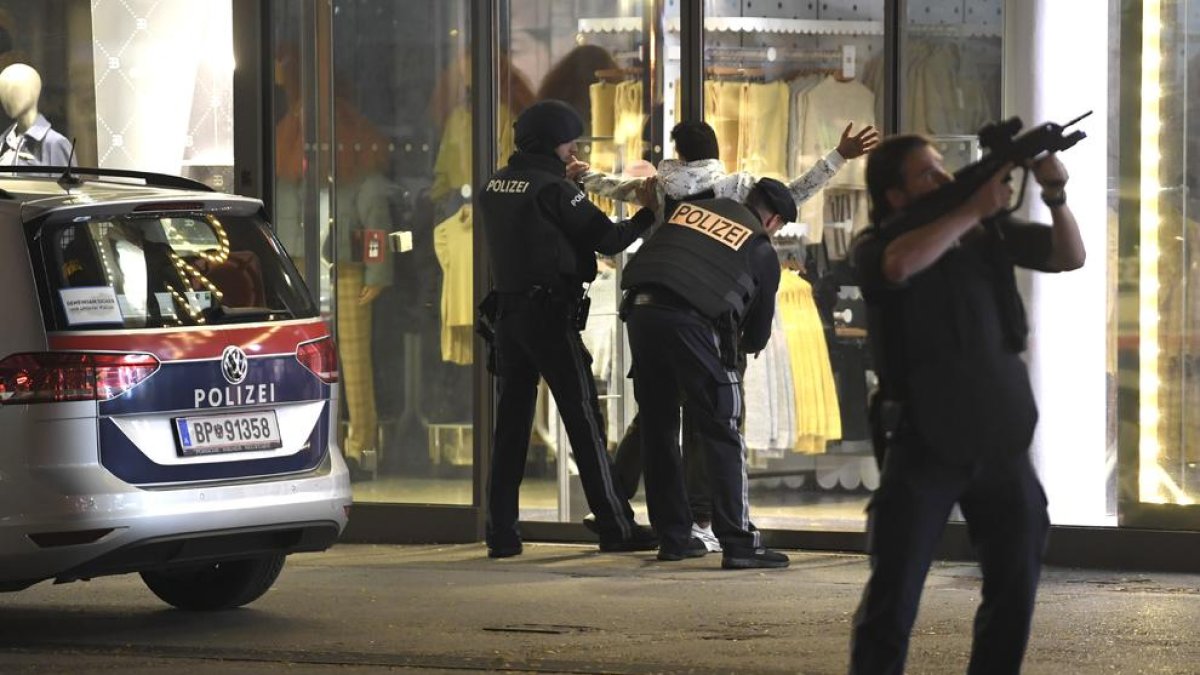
[476,291,499,374]
[573,295,591,332]
[716,312,740,370]
[868,393,904,470]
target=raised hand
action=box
[836,123,881,160]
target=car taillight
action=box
[296,337,338,383]
[0,352,160,405]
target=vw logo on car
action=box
[194,346,277,408]
[221,345,249,385]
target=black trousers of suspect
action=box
[849,432,1049,675]
[611,410,713,523]
[486,294,636,549]
[624,303,760,554]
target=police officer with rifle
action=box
[847,115,1088,674]
[620,178,796,569]
[478,99,658,559]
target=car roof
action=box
[0,170,260,220]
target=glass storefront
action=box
[13,0,1196,545]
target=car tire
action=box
[140,554,287,610]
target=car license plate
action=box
[174,411,283,456]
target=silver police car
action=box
[0,167,351,609]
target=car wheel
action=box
[140,554,286,610]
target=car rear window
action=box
[33,209,318,330]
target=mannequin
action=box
[0,63,73,166]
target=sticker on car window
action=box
[185,291,212,311]
[152,293,178,319]
[117,294,147,320]
[60,287,123,325]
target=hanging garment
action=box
[786,74,825,180]
[578,265,621,441]
[743,309,798,456]
[613,80,644,168]
[737,81,791,180]
[433,204,475,365]
[796,76,876,242]
[705,80,747,174]
[432,105,516,202]
[776,271,841,454]
[588,81,618,175]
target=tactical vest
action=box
[479,154,586,294]
[622,197,767,320]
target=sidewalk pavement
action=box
[1,542,1198,674]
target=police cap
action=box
[750,177,797,223]
[514,99,584,153]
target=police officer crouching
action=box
[620,178,795,569]
[478,99,658,558]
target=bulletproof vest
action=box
[479,153,584,293]
[622,197,767,320]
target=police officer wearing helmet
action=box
[479,99,658,558]
[620,178,796,569]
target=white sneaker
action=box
[691,522,722,552]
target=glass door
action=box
[268,0,483,541]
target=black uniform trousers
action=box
[624,303,760,554]
[486,293,636,549]
[849,430,1049,675]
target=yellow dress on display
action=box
[776,271,841,453]
[433,204,475,365]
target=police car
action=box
[0,166,351,609]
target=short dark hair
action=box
[866,134,932,225]
[670,120,719,161]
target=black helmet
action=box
[514,99,584,153]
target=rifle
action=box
[877,111,1092,239]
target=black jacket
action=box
[852,217,1057,463]
[480,151,652,294]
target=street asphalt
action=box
[1,542,1197,674]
